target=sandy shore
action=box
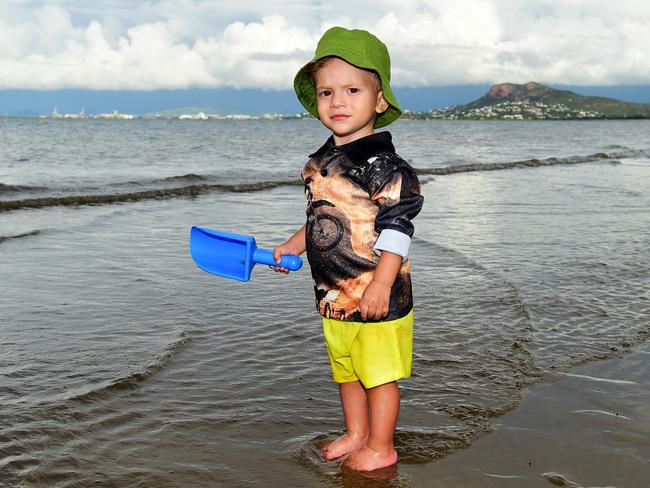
[397,341,650,487]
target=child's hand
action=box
[271,242,303,274]
[270,225,307,274]
[359,280,391,321]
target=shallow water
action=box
[1,119,649,487]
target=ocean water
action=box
[1,118,649,487]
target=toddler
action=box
[273,26,423,472]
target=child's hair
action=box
[307,56,382,92]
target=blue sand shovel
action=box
[190,226,302,282]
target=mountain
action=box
[427,82,650,119]
[7,109,41,117]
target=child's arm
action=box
[271,225,307,274]
[359,250,402,321]
[361,164,424,320]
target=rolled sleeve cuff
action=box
[373,229,411,262]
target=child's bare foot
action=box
[321,433,367,461]
[342,445,398,471]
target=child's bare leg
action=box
[343,381,399,471]
[322,381,369,460]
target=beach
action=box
[405,341,650,487]
[1,118,648,487]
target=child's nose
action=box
[330,91,345,107]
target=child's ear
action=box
[376,91,389,114]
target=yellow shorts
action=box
[322,310,413,389]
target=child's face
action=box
[313,57,389,146]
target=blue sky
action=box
[1,1,649,114]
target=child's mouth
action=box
[331,114,349,120]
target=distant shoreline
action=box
[2,113,650,121]
[4,81,650,121]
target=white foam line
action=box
[558,373,636,385]
[570,409,633,420]
[483,473,526,479]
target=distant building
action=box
[179,112,209,120]
[64,107,86,119]
[94,109,134,120]
[224,114,257,120]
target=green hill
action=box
[427,82,650,119]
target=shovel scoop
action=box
[190,226,303,282]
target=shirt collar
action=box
[309,131,395,165]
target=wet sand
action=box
[401,341,650,487]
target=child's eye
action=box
[318,90,331,97]
[348,87,360,94]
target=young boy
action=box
[272,27,423,472]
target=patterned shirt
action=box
[302,131,424,322]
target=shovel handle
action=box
[253,248,303,271]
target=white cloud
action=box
[0,0,649,90]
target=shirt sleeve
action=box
[370,167,424,260]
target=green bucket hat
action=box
[293,26,401,129]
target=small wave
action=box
[0,174,212,200]
[161,173,208,183]
[416,148,647,176]
[67,330,191,404]
[116,173,210,187]
[2,148,645,213]
[0,180,302,212]
[603,144,631,150]
[0,182,46,194]
[542,472,588,488]
[0,229,41,244]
